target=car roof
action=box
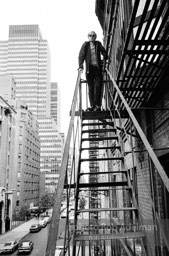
[5,240,17,244]
[56,246,64,249]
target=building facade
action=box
[39,116,64,193]
[13,100,40,214]
[95,0,169,255]
[0,24,50,119]
[50,82,61,131]
[0,96,16,234]
[0,25,64,193]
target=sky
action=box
[0,0,103,135]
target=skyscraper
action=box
[50,82,60,131]
[0,24,50,118]
[0,25,64,192]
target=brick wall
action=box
[134,84,169,255]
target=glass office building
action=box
[0,25,64,192]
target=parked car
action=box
[43,215,51,224]
[39,215,50,222]
[135,245,142,256]
[55,246,64,256]
[39,219,47,228]
[0,240,19,254]
[18,241,34,254]
[60,209,67,218]
[29,223,41,233]
[69,202,74,211]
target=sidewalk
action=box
[0,218,38,244]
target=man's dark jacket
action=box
[78,41,108,74]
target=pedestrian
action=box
[78,31,108,111]
[5,215,10,231]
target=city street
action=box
[2,224,50,256]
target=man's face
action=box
[88,32,96,42]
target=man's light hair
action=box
[88,31,97,39]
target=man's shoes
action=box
[86,106,102,111]
[87,106,95,111]
[94,105,101,111]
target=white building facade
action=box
[0,97,16,234]
[0,25,64,193]
[0,24,50,119]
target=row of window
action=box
[43,170,60,174]
[45,177,59,180]
[16,81,46,84]
[39,131,60,134]
[7,59,47,63]
[8,51,42,54]
[45,182,58,185]
[8,64,47,67]
[14,77,47,80]
[17,86,47,90]
[8,72,47,75]
[8,68,47,71]
[8,55,47,59]
[40,140,61,143]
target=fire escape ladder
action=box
[46,68,169,256]
[104,68,169,255]
[72,109,146,256]
[101,1,169,254]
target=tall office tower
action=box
[39,116,64,193]
[0,24,50,118]
[50,82,61,131]
[0,25,64,192]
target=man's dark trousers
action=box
[86,65,102,108]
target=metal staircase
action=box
[45,67,169,256]
[44,1,169,255]
[73,110,146,256]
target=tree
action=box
[79,196,87,210]
[39,193,54,211]
[19,205,29,219]
[62,189,74,204]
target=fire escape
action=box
[46,1,169,256]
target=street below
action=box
[3,224,50,256]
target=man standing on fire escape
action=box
[78,31,108,111]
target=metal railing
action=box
[45,71,84,256]
[105,68,169,253]
[46,66,169,255]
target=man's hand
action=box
[78,68,83,73]
[105,60,109,69]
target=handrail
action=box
[45,67,169,255]
[106,68,169,193]
[106,82,153,256]
[105,68,169,254]
[45,71,81,256]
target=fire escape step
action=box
[80,157,123,162]
[78,181,128,187]
[81,146,121,151]
[82,121,114,127]
[82,111,111,120]
[82,136,118,142]
[79,171,127,175]
[64,182,129,189]
[82,128,116,133]
[78,188,132,192]
[77,207,138,212]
